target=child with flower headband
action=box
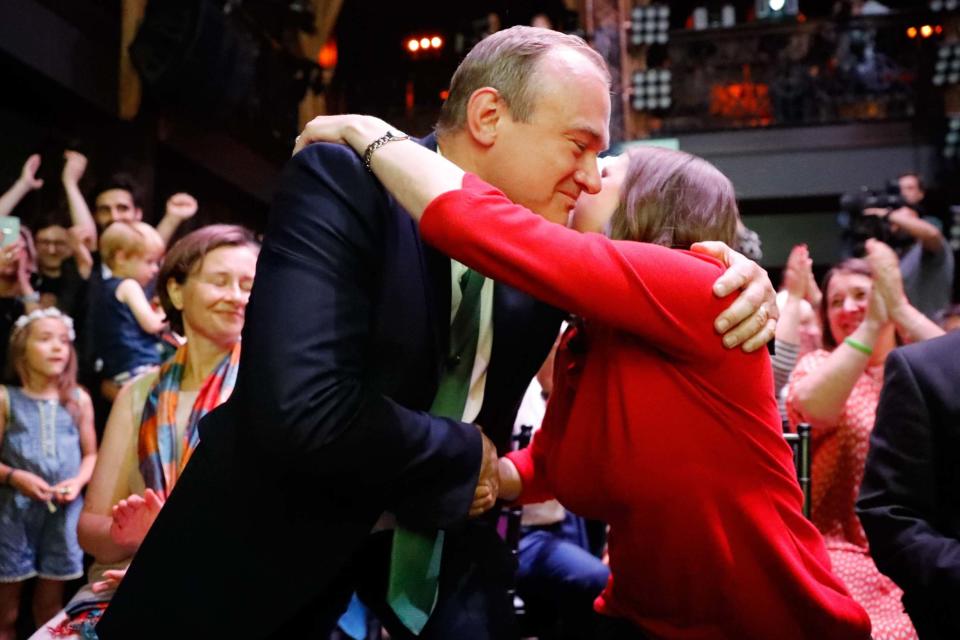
[0,308,96,637]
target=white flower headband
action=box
[12,307,76,342]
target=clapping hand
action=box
[91,568,128,594]
[865,239,906,314]
[110,489,166,550]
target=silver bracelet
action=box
[362,131,410,172]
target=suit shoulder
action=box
[895,331,960,367]
[292,141,363,170]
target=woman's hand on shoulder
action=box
[293,114,393,156]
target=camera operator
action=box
[863,172,953,320]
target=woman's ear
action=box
[465,87,506,147]
[166,278,184,311]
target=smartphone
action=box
[0,216,20,248]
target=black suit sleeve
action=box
[234,143,481,529]
[857,348,960,626]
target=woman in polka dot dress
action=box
[788,241,945,639]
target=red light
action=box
[907,26,918,38]
[420,37,430,49]
[431,36,443,48]
[921,25,933,38]
[936,25,944,34]
[317,40,338,70]
[407,39,419,52]
[439,89,449,100]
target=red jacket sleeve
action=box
[421,174,732,362]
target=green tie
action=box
[387,267,485,635]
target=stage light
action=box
[945,116,960,159]
[631,68,672,112]
[629,5,669,46]
[933,44,960,86]
[930,0,959,9]
[407,39,419,52]
[420,37,430,49]
[431,36,442,48]
[907,27,918,39]
[756,0,798,19]
[317,40,337,70]
[921,25,933,38]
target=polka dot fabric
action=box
[788,350,917,640]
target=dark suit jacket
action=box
[97,138,562,637]
[857,331,960,640]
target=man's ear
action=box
[134,208,144,222]
[465,87,507,147]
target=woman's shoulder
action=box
[116,370,160,408]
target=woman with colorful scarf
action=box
[33,225,259,639]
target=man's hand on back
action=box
[691,241,778,353]
[469,427,499,518]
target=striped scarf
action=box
[137,342,241,497]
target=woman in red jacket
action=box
[294,116,871,639]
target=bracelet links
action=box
[362,131,410,172]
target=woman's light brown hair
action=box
[609,147,739,249]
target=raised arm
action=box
[154,193,198,246]
[61,151,98,251]
[0,154,43,218]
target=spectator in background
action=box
[0,229,40,376]
[33,226,258,639]
[864,172,954,320]
[92,222,166,396]
[0,156,44,372]
[0,309,96,640]
[84,171,198,249]
[857,329,960,640]
[934,303,960,332]
[33,222,92,320]
[774,244,823,421]
[787,239,944,640]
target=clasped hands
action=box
[469,427,524,517]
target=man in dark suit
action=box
[98,26,777,639]
[858,330,960,640]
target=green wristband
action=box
[844,337,874,356]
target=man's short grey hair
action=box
[435,26,610,138]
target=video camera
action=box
[838,181,913,255]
